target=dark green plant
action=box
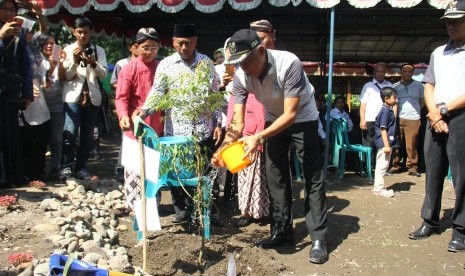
[146,60,225,265]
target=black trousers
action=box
[361,121,377,168]
[266,120,328,240]
[421,111,465,239]
[170,136,216,215]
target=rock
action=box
[82,252,105,265]
[80,240,102,253]
[39,198,62,211]
[107,229,119,244]
[108,255,133,273]
[49,218,66,226]
[53,249,67,255]
[115,247,128,256]
[64,231,76,239]
[108,190,124,200]
[54,237,78,248]
[116,224,127,231]
[18,266,33,276]
[93,224,108,238]
[91,209,100,217]
[97,258,110,270]
[49,234,65,243]
[92,232,103,246]
[33,263,50,276]
[67,240,79,253]
[33,223,61,233]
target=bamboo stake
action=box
[138,136,147,272]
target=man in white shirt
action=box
[359,63,394,167]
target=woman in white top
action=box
[33,32,65,180]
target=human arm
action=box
[31,2,48,33]
[115,66,132,131]
[359,102,367,130]
[381,128,391,153]
[211,103,246,167]
[241,96,299,157]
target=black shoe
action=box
[254,232,295,249]
[58,167,73,181]
[408,171,421,177]
[75,169,92,181]
[309,240,328,264]
[408,225,439,240]
[448,237,465,252]
[114,170,124,183]
[211,214,224,227]
[234,217,253,228]
[172,212,187,224]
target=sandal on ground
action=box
[373,188,394,198]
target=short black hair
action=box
[401,63,414,71]
[73,17,93,29]
[380,87,397,101]
[333,96,345,104]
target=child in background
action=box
[373,87,398,198]
[330,96,354,132]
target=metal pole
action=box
[323,7,335,179]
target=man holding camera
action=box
[59,17,107,180]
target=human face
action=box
[173,37,197,62]
[374,65,386,82]
[385,95,397,107]
[129,43,139,57]
[42,37,55,57]
[214,53,224,64]
[335,98,345,111]
[0,0,17,24]
[256,31,275,50]
[73,26,92,48]
[401,66,413,82]
[138,40,159,63]
[239,46,266,79]
[446,17,465,45]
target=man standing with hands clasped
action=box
[409,0,465,253]
[212,29,328,264]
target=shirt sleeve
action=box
[143,61,169,114]
[233,70,249,105]
[283,58,306,98]
[359,83,370,104]
[423,52,435,85]
[379,110,389,129]
[114,64,132,118]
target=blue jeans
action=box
[62,103,99,172]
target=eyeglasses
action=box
[140,46,159,53]
[0,7,17,13]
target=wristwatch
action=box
[257,134,265,145]
[437,102,449,117]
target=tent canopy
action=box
[41,0,449,63]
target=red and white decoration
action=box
[37,0,447,15]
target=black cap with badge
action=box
[224,29,261,65]
[441,0,465,19]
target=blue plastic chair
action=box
[132,118,211,240]
[332,118,373,180]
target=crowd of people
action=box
[1,0,465,265]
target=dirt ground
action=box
[1,135,465,275]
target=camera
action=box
[82,47,93,56]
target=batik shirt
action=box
[143,51,221,142]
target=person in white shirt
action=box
[359,63,394,167]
